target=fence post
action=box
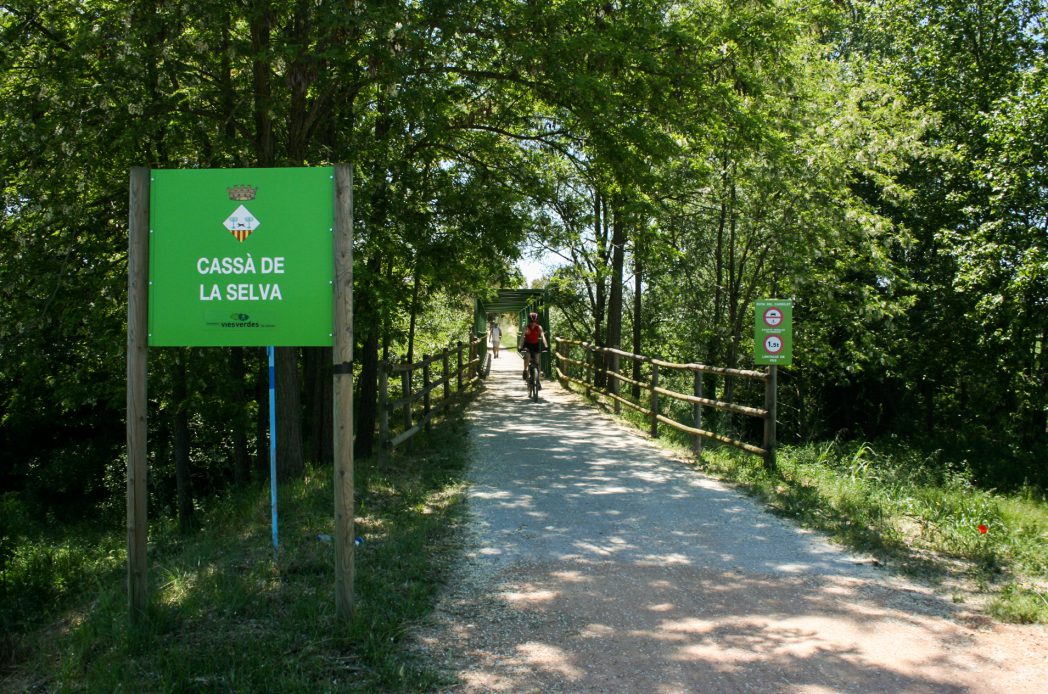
[693,369,703,456]
[558,340,566,386]
[379,360,390,452]
[585,345,593,399]
[401,360,412,435]
[456,341,463,392]
[423,355,431,432]
[442,349,450,403]
[763,365,777,472]
[469,339,476,381]
[611,352,621,414]
[632,354,642,400]
[650,360,660,438]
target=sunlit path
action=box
[413,352,1048,692]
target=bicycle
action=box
[520,349,543,401]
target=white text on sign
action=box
[196,255,285,275]
[197,256,286,302]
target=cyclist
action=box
[518,312,548,381]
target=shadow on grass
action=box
[7,425,471,693]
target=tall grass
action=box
[695,439,1048,624]
[2,425,470,692]
[573,389,1047,623]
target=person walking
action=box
[489,319,502,358]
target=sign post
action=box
[127,165,354,625]
[268,345,278,553]
[754,300,793,472]
[127,168,150,624]
[332,165,355,620]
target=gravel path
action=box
[413,351,1048,693]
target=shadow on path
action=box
[418,351,1048,693]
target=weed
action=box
[692,441,1048,624]
[3,426,471,692]
[989,584,1048,624]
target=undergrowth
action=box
[583,388,1048,624]
[694,439,1048,624]
[1,425,471,692]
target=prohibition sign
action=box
[764,334,784,355]
[763,306,784,327]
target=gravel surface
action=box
[412,351,1048,693]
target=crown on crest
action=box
[227,184,257,201]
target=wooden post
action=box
[585,346,593,399]
[127,167,150,624]
[401,361,412,432]
[611,353,621,415]
[650,361,660,438]
[556,340,564,385]
[693,370,703,456]
[763,365,778,472]
[423,355,431,432]
[378,360,389,451]
[442,349,450,402]
[456,341,463,392]
[332,163,355,621]
[468,339,475,380]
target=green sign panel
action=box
[148,167,334,346]
[754,299,793,366]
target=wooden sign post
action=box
[127,167,150,623]
[125,165,354,625]
[332,165,355,620]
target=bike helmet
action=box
[529,312,539,322]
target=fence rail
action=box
[378,336,484,450]
[552,337,778,470]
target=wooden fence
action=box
[553,337,778,470]
[378,336,484,450]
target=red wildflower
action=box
[978,524,988,534]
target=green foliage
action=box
[689,439,1048,623]
[5,427,470,691]
[0,492,124,666]
[2,0,1047,651]
[989,584,1048,625]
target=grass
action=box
[580,389,1048,624]
[691,438,1048,624]
[1,424,471,692]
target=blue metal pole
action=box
[268,346,278,552]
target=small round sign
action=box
[763,307,783,327]
[764,334,784,355]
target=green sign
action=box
[148,167,334,346]
[754,299,793,366]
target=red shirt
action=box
[523,323,543,345]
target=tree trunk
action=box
[593,191,608,387]
[605,199,627,382]
[251,0,274,168]
[407,268,421,364]
[356,87,393,459]
[632,234,643,400]
[276,347,305,480]
[173,349,195,533]
[230,347,251,486]
[355,254,382,459]
[304,347,332,466]
[286,0,313,164]
[255,348,269,479]
[705,162,730,407]
[723,178,738,430]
